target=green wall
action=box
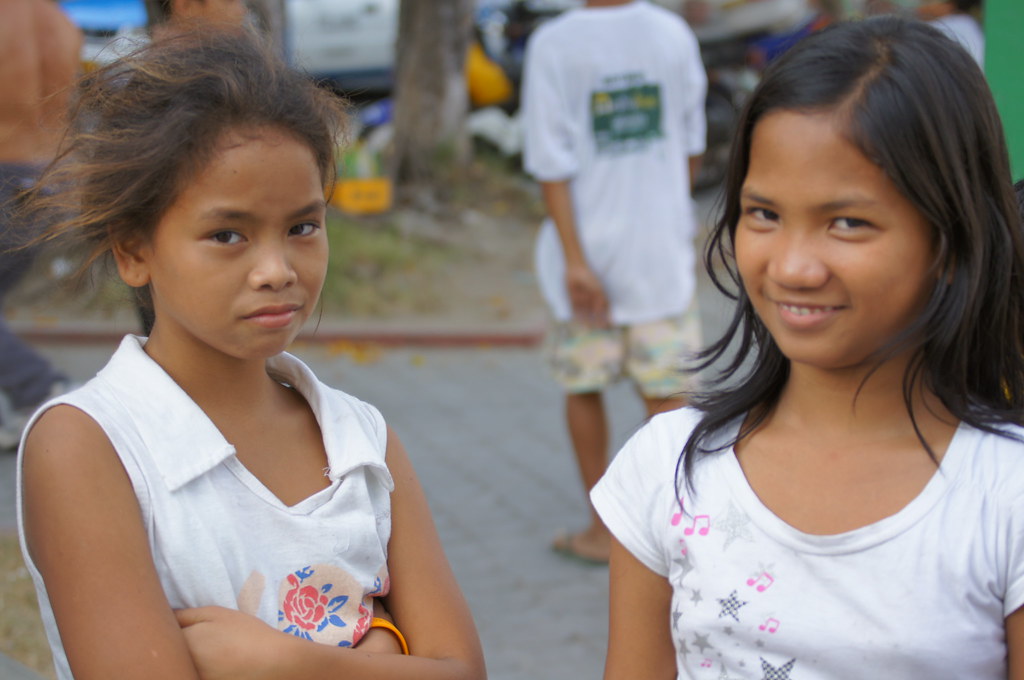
[985,0,1024,180]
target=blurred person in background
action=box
[0,0,81,449]
[146,0,249,38]
[921,0,984,67]
[522,0,707,565]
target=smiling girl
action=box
[15,30,484,680]
[592,16,1024,680]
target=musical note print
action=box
[759,617,780,634]
[671,498,685,526]
[746,572,774,592]
[684,515,711,536]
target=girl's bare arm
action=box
[1007,606,1024,679]
[177,427,487,680]
[22,405,201,680]
[603,538,676,680]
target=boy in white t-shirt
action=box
[521,0,707,563]
[924,0,984,67]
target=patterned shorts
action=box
[545,303,702,398]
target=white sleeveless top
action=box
[17,336,394,679]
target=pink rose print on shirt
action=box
[354,602,372,642]
[277,565,368,647]
[282,573,338,632]
[351,570,392,644]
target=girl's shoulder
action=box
[267,351,387,450]
[613,406,715,474]
[953,422,1024,498]
[637,406,737,457]
[646,405,704,434]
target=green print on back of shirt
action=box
[591,83,663,154]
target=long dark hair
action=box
[679,16,1024,491]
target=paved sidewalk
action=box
[0,652,43,680]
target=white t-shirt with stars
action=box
[592,407,1024,679]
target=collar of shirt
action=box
[95,335,392,493]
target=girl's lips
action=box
[775,302,843,329]
[245,306,300,329]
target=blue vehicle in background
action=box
[59,0,148,68]
[57,0,398,93]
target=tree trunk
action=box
[391,0,474,203]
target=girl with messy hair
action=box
[16,29,485,680]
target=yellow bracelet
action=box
[369,617,409,655]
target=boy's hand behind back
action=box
[566,262,610,328]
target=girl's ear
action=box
[112,238,152,288]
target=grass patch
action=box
[320,212,454,317]
[0,533,54,679]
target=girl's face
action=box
[116,126,328,363]
[734,109,936,375]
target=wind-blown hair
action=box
[680,16,1024,491]
[18,27,349,281]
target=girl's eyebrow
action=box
[740,189,775,205]
[199,200,327,222]
[740,188,880,212]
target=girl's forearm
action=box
[273,634,485,680]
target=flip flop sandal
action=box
[551,531,609,566]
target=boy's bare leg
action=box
[642,396,686,419]
[557,391,611,561]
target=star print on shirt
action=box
[717,590,748,622]
[673,608,683,631]
[693,632,714,654]
[760,657,796,680]
[674,549,695,581]
[716,502,755,551]
[691,589,703,605]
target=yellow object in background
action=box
[332,144,393,215]
[466,40,512,109]
[330,177,393,215]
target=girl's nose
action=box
[249,244,297,290]
[766,231,829,290]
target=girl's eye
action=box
[832,217,871,231]
[211,231,243,244]
[290,222,320,237]
[745,207,779,222]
